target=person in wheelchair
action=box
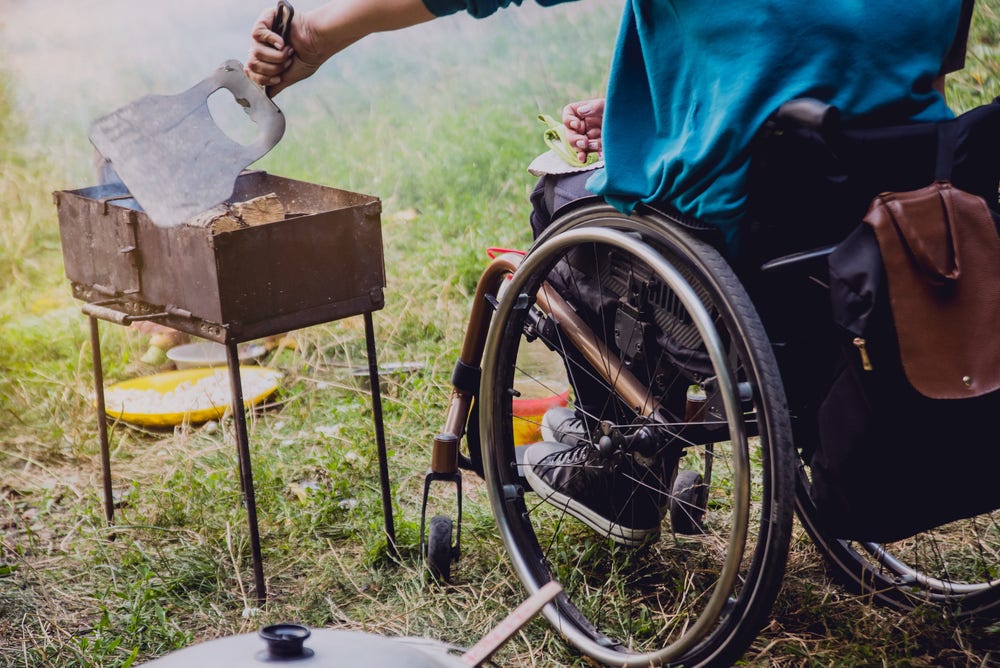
[247,0,976,545]
[525,5,975,545]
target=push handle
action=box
[267,1,295,98]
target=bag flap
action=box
[877,184,959,283]
[864,183,1000,398]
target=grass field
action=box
[2,1,999,666]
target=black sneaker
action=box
[522,440,667,546]
[540,407,588,445]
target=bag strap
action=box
[934,120,960,181]
[878,120,965,284]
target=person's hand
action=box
[246,5,324,96]
[562,98,605,163]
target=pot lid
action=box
[139,624,470,667]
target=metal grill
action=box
[55,171,395,601]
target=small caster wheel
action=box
[426,514,454,582]
[670,469,708,534]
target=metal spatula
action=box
[88,2,294,228]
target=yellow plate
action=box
[101,366,282,427]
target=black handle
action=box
[271,0,294,40]
[266,1,295,97]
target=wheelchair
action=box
[418,99,1000,667]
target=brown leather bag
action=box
[863,180,1000,399]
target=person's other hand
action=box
[562,98,605,163]
[246,5,323,96]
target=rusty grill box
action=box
[55,171,385,342]
[58,171,395,601]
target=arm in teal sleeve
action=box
[421,0,579,19]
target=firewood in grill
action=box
[186,207,242,233]
[185,193,286,232]
[232,193,285,226]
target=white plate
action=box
[166,341,267,369]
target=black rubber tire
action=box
[479,203,795,667]
[426,515,454,583]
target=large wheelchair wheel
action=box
[795,458,1000,618]
[479,203,795,666]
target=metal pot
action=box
[140,624,471,667]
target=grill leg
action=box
[225,343,266,603]
[89,317,116,527]
[364,312,397,554]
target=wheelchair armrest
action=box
[759,244,838,274]
[774,98,841,135]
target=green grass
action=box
[2,2,1000,666]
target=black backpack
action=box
[811,103,1000,542]
[815,222,1000,542]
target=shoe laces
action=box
[556,414,585,434]
[542,443,604,469]
[552,443,670,493]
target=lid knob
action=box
[258,624,314,660]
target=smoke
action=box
[4,0,264,124]
[1,0,619,181]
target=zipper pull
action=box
[852,337,873,371]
